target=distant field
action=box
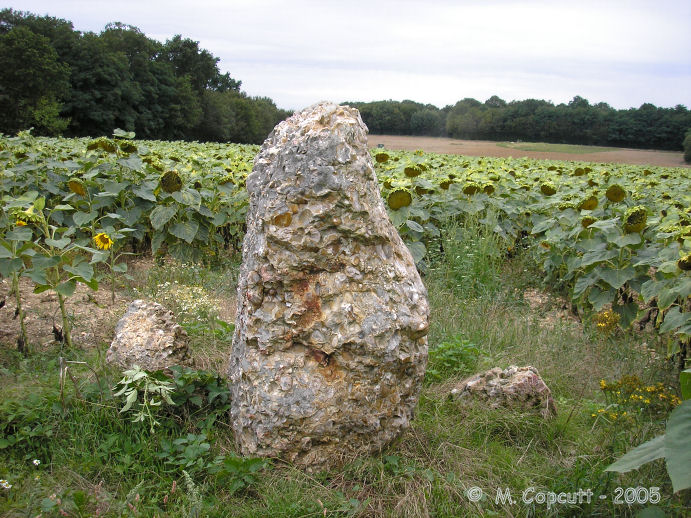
[367,135,689,168]
[496,141,617,154]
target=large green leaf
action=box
[5,227,33,242]
[73,210,98,227]
[610,233,641,248]
[588,286,615,311]
[63,261,94,282]
[169,220,199,243]
[132,181,157,202]
[612,302,638,329]
[172,188,202,210]
[405,241,426,263]
[103,181,128,195]
[581,248,618,267]
[405,220,424,233]
[665,400,691,492]
[0,257,24,277]
[597,267,636,290]
[56,279,77,297]
[605,434,665,473]
[573,271,599,298]
[45,237,71,250]
[660,307,691,334]
[150,205,178,230]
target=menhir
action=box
[229,102,429,470]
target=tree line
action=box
[0,9,291,144]
[346,97,691,152]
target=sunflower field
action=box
[1,131,690,355]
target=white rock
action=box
[229,102,429,470]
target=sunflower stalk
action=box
[12,271,29,355]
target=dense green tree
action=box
[0,25,70,134]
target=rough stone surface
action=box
[107,299,191,370]
[229,102,429,469]
[450,366,557,418]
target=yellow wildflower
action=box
[16,220,27,226]
[93,232,114,251]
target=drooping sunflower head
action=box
[578,196,598,211]
[623,206,647,234]
[483,183,495,195]
[160,170,182,193]
[678,253,691,271]
[119,141,138,154]
[93,232,114,250]
[374,152,389,164]
[581,216,597,228]
[404,165,422,178]
[605,184,626,202]
[463,182,481,195]
[540,182,557,196]
[387,189,412,210]
[86,137,118,154]
[67,178,86,196]
[9,205,41,224]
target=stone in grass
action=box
[450,366,557,419]
[107,299,192,370]
[229,101,430,470]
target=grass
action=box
[497,141,618,154]
[0,220,688,517]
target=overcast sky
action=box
[11,0,691,111]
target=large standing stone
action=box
[229,102,429,469]
[107,299,191,370]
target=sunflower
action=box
[16,220,27,226]
[581,216,597,228]
[387,189,412,210]
[540,182,557,196]
[623,206,647,234]
[67,178,86,196]
[605,184,626,202]
[578,196,598,211]
[678,253,691,271]
[93,232,114,250]
[463,182,481,195]
[160,170,183,193]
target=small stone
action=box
[229,102,429,470]
[106,300,191,370]
[450,365,557,418]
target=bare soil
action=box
[368,135,689,168]
[0,258,238,355]
[0,276,130,352]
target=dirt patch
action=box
[0,276,130,352]
[368,135,689,168]
[0,258,238,354]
